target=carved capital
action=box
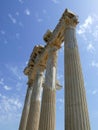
[61,9,79,28]
[64,16,78,27]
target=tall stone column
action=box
[64,13,91,130]
[19,81,33,130]
[39,47,57,130]
[26,66,44,130]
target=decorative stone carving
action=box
[24,45,45,76]
[43,29,52,43]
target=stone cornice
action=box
[43,9,78,49]
[24,45,45,75]
[24,9,79,82]
[60,9,79,25]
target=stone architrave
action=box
[64,10,91,130]
[19,81,33,130]
[26,66,44,130]
[38,47,57,130]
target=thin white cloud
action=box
[77,14,98,57]
[16,12,19,16]
[43,9,47,14]
[16,82,23,91]
[92,25,98,41]
[77,14,98,40]
[0,93,22,121]
[91,111,98,118]
[0,79,11,91]
[57,98,64,110]
[59,42,64,54]
[92,90,98,95]
[6,65,22,80]
[0,78,4,85]
[57,98,64,103]
[16,33,20,39]
[8,13,17,24]
[87,43,95,53]
[19,21,24,27]
[57,74,63,80]
[51,0,59,4]
[37,18,43,22]
[35,13,43,23]
[91,61,98,68]
[10,66,22,80]
[18,0,24,4]
[0,30,5,35]
[4,39,8,44]
[4,64,26,93]
[24,8,30,16]
[25,61,28,65]
[4,85,11,91]
[77,16,93,34]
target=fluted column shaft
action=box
[26,67,44,130]
[39,47,57,130]
[64,21,91,129]
[19,83,33,130]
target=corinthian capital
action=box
[61,9,79,27]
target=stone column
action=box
[39,47,57,130]
[19,81,33,130]
[64,15,91,130]
[26,66,44,130]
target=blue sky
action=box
[0,0,98,130]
